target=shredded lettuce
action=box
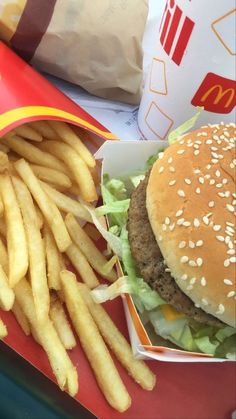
[168,107,203,144]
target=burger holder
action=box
[0,42,234,419]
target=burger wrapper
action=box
[0,0,148,105]
[96,140,235,362]
[138,0,236,140]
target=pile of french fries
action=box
[0,120,156,412]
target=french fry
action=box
[14,159,71,252]
[50,296,76,350]
[14,125,43,142]
[60,270,131,412]
[30,164,72,189]
[0,265,15,310]
[35,205,44,230]
[0,173,28,287]
[30,120,57,140]
[66,243,99,289]
[12,176,49,323]
[0,317,7,339]
[12,300,31,336]
[40,181,92,222]
[14,278,78,396]
[0,143,9,153]
[48,121,96,168]
[39,141,97,202]
[0,150,9,172]
[0,237,8,274]
[43,224,61,290]
[0,197,4,218]
[2,134,69,174]
[0,218,6,237]
[79,284,156,391]
[65,213,117,282]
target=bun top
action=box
[146,123,236,327]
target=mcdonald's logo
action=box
[191,72,236,114]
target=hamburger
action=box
[93,122,236,358]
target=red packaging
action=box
[0,42,235,419]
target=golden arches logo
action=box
[201,85,235,109]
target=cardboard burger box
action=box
[0,42,235,418]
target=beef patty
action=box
[127,173,223,328]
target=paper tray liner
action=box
[0,42,235,418]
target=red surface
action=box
[0,41,111,137]
[1,298,235,419]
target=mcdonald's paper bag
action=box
[138,0,236,140]
[0,0,148,105]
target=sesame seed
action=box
[230,257,236,263]
[165,217,170,225]
[183,221,191,227]
[212,159,219,164]
[227,291,235,298]
[201,277,206,286]
[222,178,228,184]
[215,170,221,177]
[226,204,234,212]
[199,177,204,184]
[158,152,164,159]
[216,235,224,242]
[208,201,215,208]
[224,279,233,285]
[206,140,212,144]
[201,298,208,306]
[187,285,193,291]
[227,249,235,255]
[176,209,183,217]
[184,178,191,185]
[230,163,234,169]
[194,218,200,227]
[168,157,173,164]
[170,166,176,172]
[194,150,200,156]
[162,224,167,231]
[194,169,201,174]
[216,304,225,315]
[196,240,203,247]
[197,258,203,266]
[179,140,185,144]
[177,190,185,197]
[190,277,196,284]
[225,236,231,244]
[213,225,221,231]
[196,187,201,194]
[218,192,225,197]
[226,226,234,234]
[169,180,176,186]
[177,149,185,155]
[189,241,195,248]
[177,218,185,225]
[216,183,222,188]
[189,260,197,267]
[179,241,186,248]
[206,164,211,170]
[169,223,175,231]
[210,179,215,185]
[181,274,188,280]
[180,256,189,263]
[159,166,164,173]
[165,268,171,272]
[203,216,209,225]
[224,259,230,267]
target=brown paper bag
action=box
[0,0,148,104]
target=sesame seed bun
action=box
[146,123,236,327]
